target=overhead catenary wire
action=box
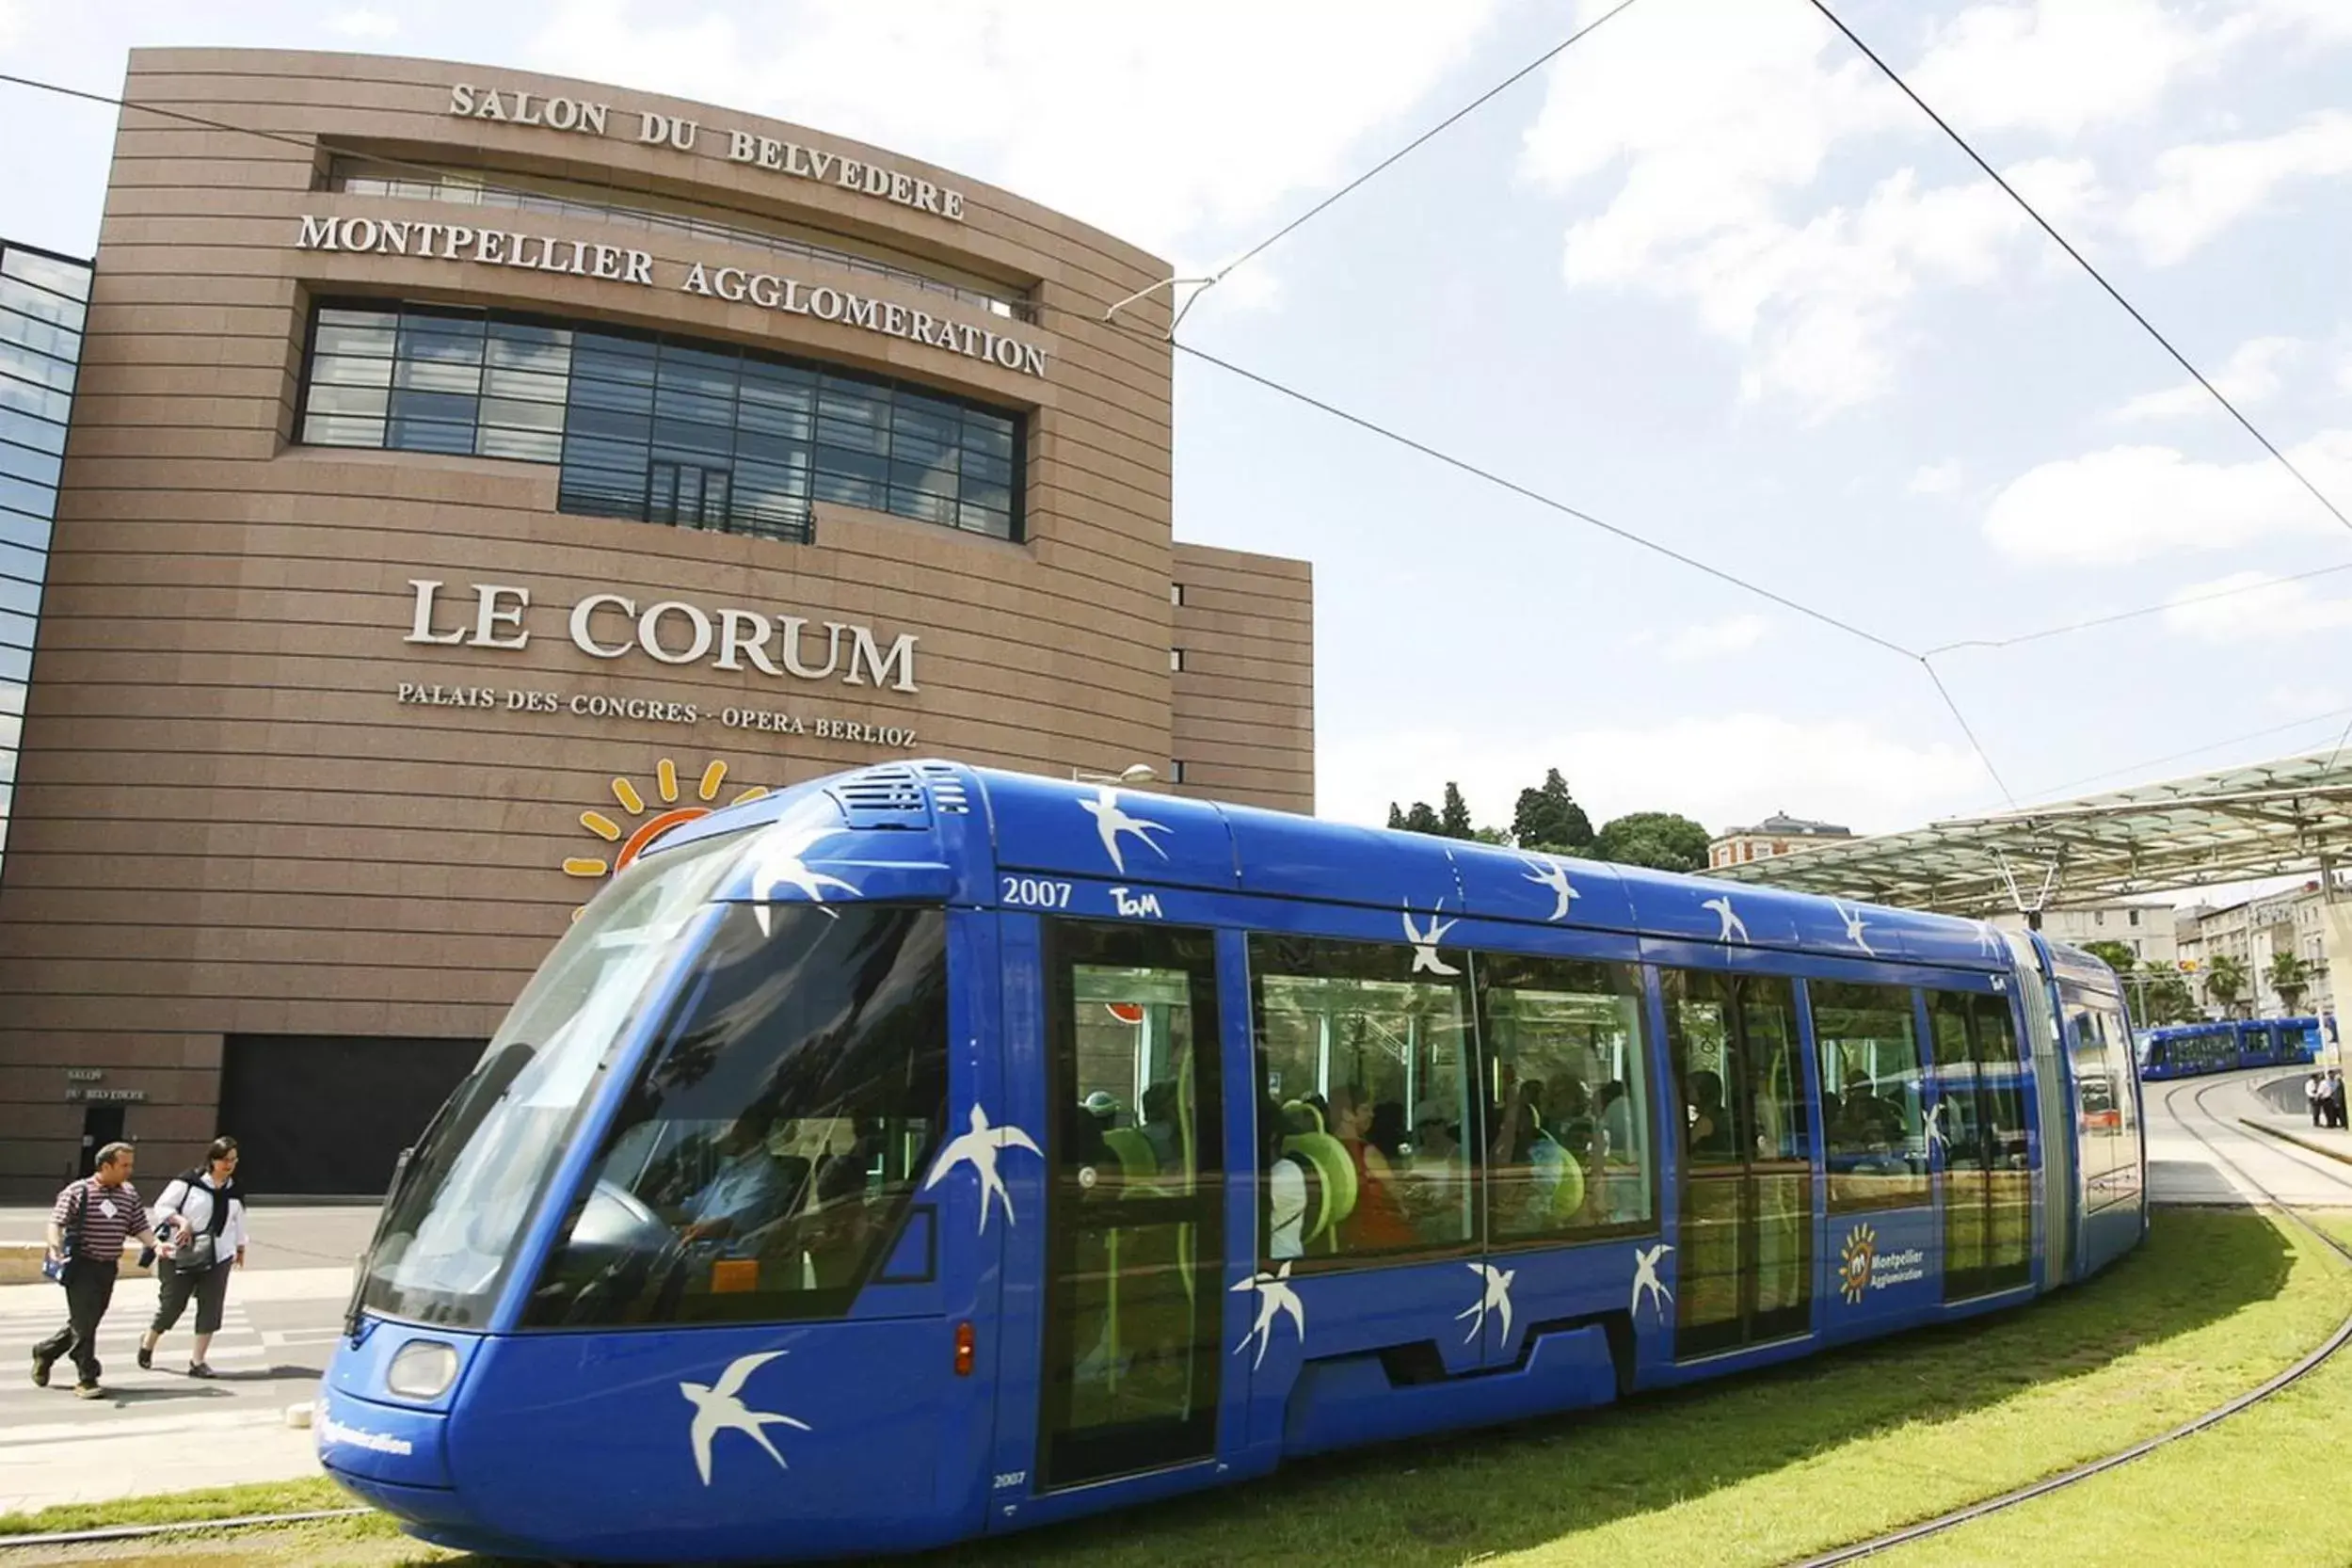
[1922,556,2352,657]
[1152,0,1647,331]
[1804,0,2352,543]
[1167,341,2021,805]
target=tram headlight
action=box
[386,1339,459,1400]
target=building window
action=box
[2128,909,2141,927]
[0,239,89,897]
[1170,648,1185,672]
[1169,760,1188,784]
[299,301,1024,544]
[1170,583,1184,606]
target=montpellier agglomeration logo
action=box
[562,756,770,911]
[1839,1222,1928,1304]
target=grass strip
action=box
[0,1478,354,1538]
[1878,1213,2352,1568]
[6,1210,2343,1568]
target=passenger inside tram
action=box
[1329,1084,1416,1251]
[1687,1069,1733,1157]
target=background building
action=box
[0,52,1315,1196]
[1708,810,1852,870]
[1991,901,2179,970]
[2175,882,2339,1021]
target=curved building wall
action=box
[0,50,1314,1193]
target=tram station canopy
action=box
[1707,750,2352,916]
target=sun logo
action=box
[1839,1223,1878,1305]
[562,758,768,914]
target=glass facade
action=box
[0,240,90,889]
[300,301,1023,544]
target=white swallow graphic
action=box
[1232,1262,1306,1369]
[1632,1242,1674,1323]
[743,826,859,934]
[1703,895,1749,944]
[1524,856,1578,921]
[1925,1098,1950,1154]
[1455,1261,1516,1343]
[1976,920,2007,958]
[1832,900,1873,956]
[1402,899,1461,976]
[680,1351,811,1487]
[922,1104,1043,1232]
[1078,786,1169,875]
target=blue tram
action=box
[318,761,2148,1564]
[2137,1016,2321,1080]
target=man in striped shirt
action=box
[34,1142,160,1399]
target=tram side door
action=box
[1029,917,1230,1493]
[1661,968,1815,1359]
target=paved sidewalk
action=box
[0,1267,352,1514]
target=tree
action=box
[1592,811,1712,872]
[1386,803,1406,831]
[1512,768,1594,855]
[2205,953,2248,1016]
[1439,782,1476,840]
[2082,940,2137,974]
[1401,801,1442,835]
[2269,952,2312,1012]
[2136,965,2196,1026]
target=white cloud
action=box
[2110,334,2298,422]
[327,9,400,38]
[2124,111,2352,264]
[1663,614,1771,663]
[1516,0,2225,413]
[520,0,1502,260]
[2165,570,2352,642]
[1319,714,1987,838]
[1981,431,2352,563]
[2247,0,2352,42]
[1908,0,2231,140]
[1910,459,1964,494]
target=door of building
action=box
[78,1105,125,1176]
[218,1035,485,1195]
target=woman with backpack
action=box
[136,1137,247,1377]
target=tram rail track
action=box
[8,1077,2350,1564]
[1787,1072,2352,1568]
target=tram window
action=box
[2064,989,2125,1198]
[1477,952,1652,1243]
[1249,933,1475,1263]
[520,903,949,1327]
[1065,963,1204,1195]
[357,828,747,1330]
[1812,982,1929,1211]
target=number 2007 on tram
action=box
[319,760,2147,1564]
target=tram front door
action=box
[1032,919,1228,1491]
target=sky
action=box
[5,0,2351,852]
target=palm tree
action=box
[2205,953,2248,1017]
[2268,952,2312,1013]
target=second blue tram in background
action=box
[317,760,2149,1564]
[2139,1016,2321,1080]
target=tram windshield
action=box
[359,829,749,1328]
